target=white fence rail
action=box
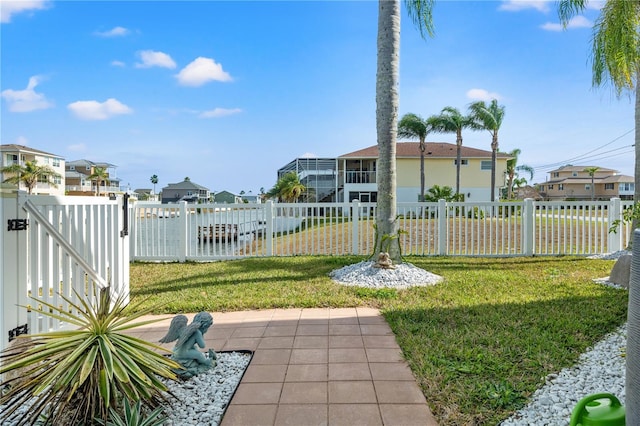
[1,190,129,352]
[130,199,634,261]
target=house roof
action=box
[163,180,210,191]
[339,142,511,159]
[540,174,634,185]
[1,144,60,157]
[549,165,619,174]
[67,159,117,168]
[602,174,634,183]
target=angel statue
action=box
[159,311,217,379]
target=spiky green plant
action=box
[96,398,167,426]
[0,285,181,425]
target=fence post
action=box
[609,197,622,253]
[265,201,274,256]
[179,201,188,262]
[0,186,27,353]
[437,199,447,255]
[351,200,360,255]
[522,198,534,256]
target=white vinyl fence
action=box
[0,189,129,352]
[131,198,634,262]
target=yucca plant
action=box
[96,398,167,426]
[0,285,182,425]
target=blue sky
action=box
[1,0,635,194]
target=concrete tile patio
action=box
[131,308,438,426]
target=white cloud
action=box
[541,15,592,31]
[111,60,126,67]
[94,26,130,37]
[498,1,550,13]
[1,76,54,112]
[199,108,242,118]
[1,0,50,23]
[176,57,232,87]
[300,152,317,158]
[587,1,605,10]
[67,98,133,120]
[67,143,87,152]
[466,88,502,101]
[135,50,176,69]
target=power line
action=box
[530,128,634,172]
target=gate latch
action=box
[8,324,28,341]
[7,219,28,231]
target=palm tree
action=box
[584,166,600,201]
[423,184,461,202]
[376,0,435,262]
[558,3,640,422]
[87,166,109,196]
[150,174,158,195]
[266,171,306,203]
[431,106,474,196]
[0,160,61,194]
[397,113,437,201]
[505,148,534,200]
[468,99,506,201]
[559,1,640,226]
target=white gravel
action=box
[161,351,251,426]
[329,260,443,288]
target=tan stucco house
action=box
[0,144,65,195]
[277,142,511,203]
[537,165,634,200]
[65,159,121,196]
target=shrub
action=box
[0,285,181,425]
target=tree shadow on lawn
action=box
[382,291,628,426]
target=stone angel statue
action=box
[159,311,217,378]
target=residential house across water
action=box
[0,144,65,195]
[537,166,634,200]
[277,142,511,203]
[161,179,211,203]
[65,159,120,196]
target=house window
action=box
[605,183,614,190]
[585,184,591,190]
[5,154,18,165]
[552,172,559,178]
[548,184,554,190]
[454,159,468,166]
[86,166,91,171]
[70,165,76,171]
[480,161,491,170]
[558,184,564,190]
[621,183,635,191]
[572,172,578,177]
[53,158,61,167]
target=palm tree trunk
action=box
[456,131,462,196]
[375,0,400,261]
[491,134,498,201]
[419,141,425,202]
[632,84,640,236]
[628,229,640,425]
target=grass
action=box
[129,255,628,425]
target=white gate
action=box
[0,187,129,352]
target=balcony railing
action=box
[345,171,376,184]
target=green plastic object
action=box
[569,393,625,426]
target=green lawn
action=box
[129,256,627,425]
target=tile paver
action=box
[140,308,438,425]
